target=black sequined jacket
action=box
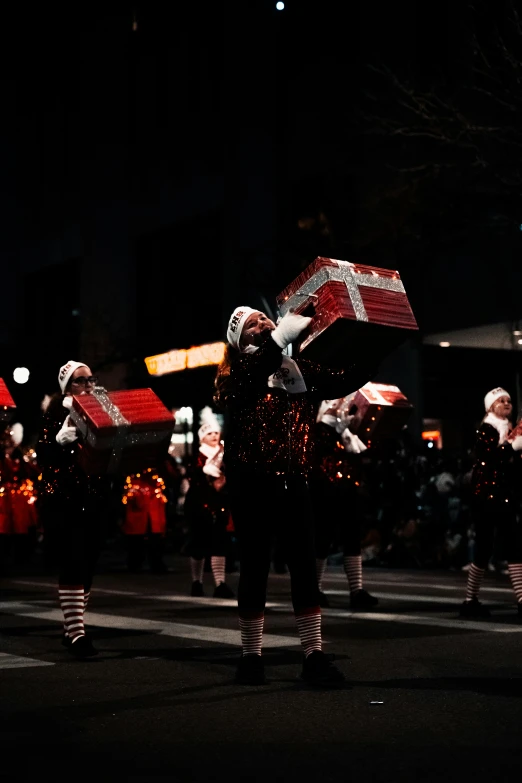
[310,420,363,489]
[222,336,374,478]
[471,422,521,506]
[184,448,229,518]
[37,394,112,505]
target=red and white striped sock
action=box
[344,555,363,593]
[84,590,91,612]
[465,564,485,601]
[190,558,205,583]
[315,558,327,591]
[211,556,226,587]
[295,607,322,657]
[508,563,522,603]
[59,585,85,643]
[239,611,264,656]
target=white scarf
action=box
[243,345,307,393]
[199,442,224,478]
[483,412,511,445]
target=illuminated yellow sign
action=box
[145,342,226,376]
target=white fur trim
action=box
[483,412,511,445]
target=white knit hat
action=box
[198,406,221,441]
[226,306,258,349]
[484,387,510,412]
[58,360,89,394]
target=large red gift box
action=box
[276,257,418,366]
[0,379,16,423]
[69,387,175,475]
[341,383,413,445]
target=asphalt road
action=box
[1,554,522,782]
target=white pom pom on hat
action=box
[58,361,89,394]
[484,387,510,412]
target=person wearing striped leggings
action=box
[460,387,522,619]
[309,398,379,610]
[213,305,375,685]
[37,361,114,658]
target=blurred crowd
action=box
[1,419,505,578]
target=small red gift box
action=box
[0,378,16,423]
[69,387,175,475]
[342,383,413,445]
[276,257,418,366]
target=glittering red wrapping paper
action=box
[0,378,16,422]
[276,257,418,366]
[345,383,413,445]
[69,388,175,475]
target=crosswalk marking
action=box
[0,652,54,670]
[9,580,278,608]
[322,589,515,606]
[0,602,301,649]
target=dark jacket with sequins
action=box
[221,336,374,477]
[310,421,363,489]
[37,394,112,505]
[184,448,229,519]
[471,422,520,506]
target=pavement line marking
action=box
[291,607,522,633]
[0,652,54,670]
[0,602,301,648]
[322,590,514,606]
[272,573,514,595]
[7,580,280,608]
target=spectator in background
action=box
[121,466,169,573]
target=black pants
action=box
[472,500,522,569]
[309,478,362,560]
[186,508,230,560]
[227,472,319,614]
[41,498,105,591]
[126,533,165,572]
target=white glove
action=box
[56,423,78,446]
[341,427,367,454]
[203,462,223,479]
[62,396,73,410]
[271,310,312,350]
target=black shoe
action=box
[61,633,71,648]
[213,582,236,599]
[190,580,205,597]
[67,635,99,659]
[459,598,491,618]
[300,651,345,685]
[235,654,265,685]
[350,588,379,610]
[517,602,522,621]
[318,590,330,608]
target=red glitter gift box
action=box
[276,257,418,366]
[342,383,413,445]
[0,378,16,423]
[69,387,175,475]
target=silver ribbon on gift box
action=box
[70,387,172,473]
[278,259,405,323]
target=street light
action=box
[13,367,30,384]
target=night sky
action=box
[2,1,522,440]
